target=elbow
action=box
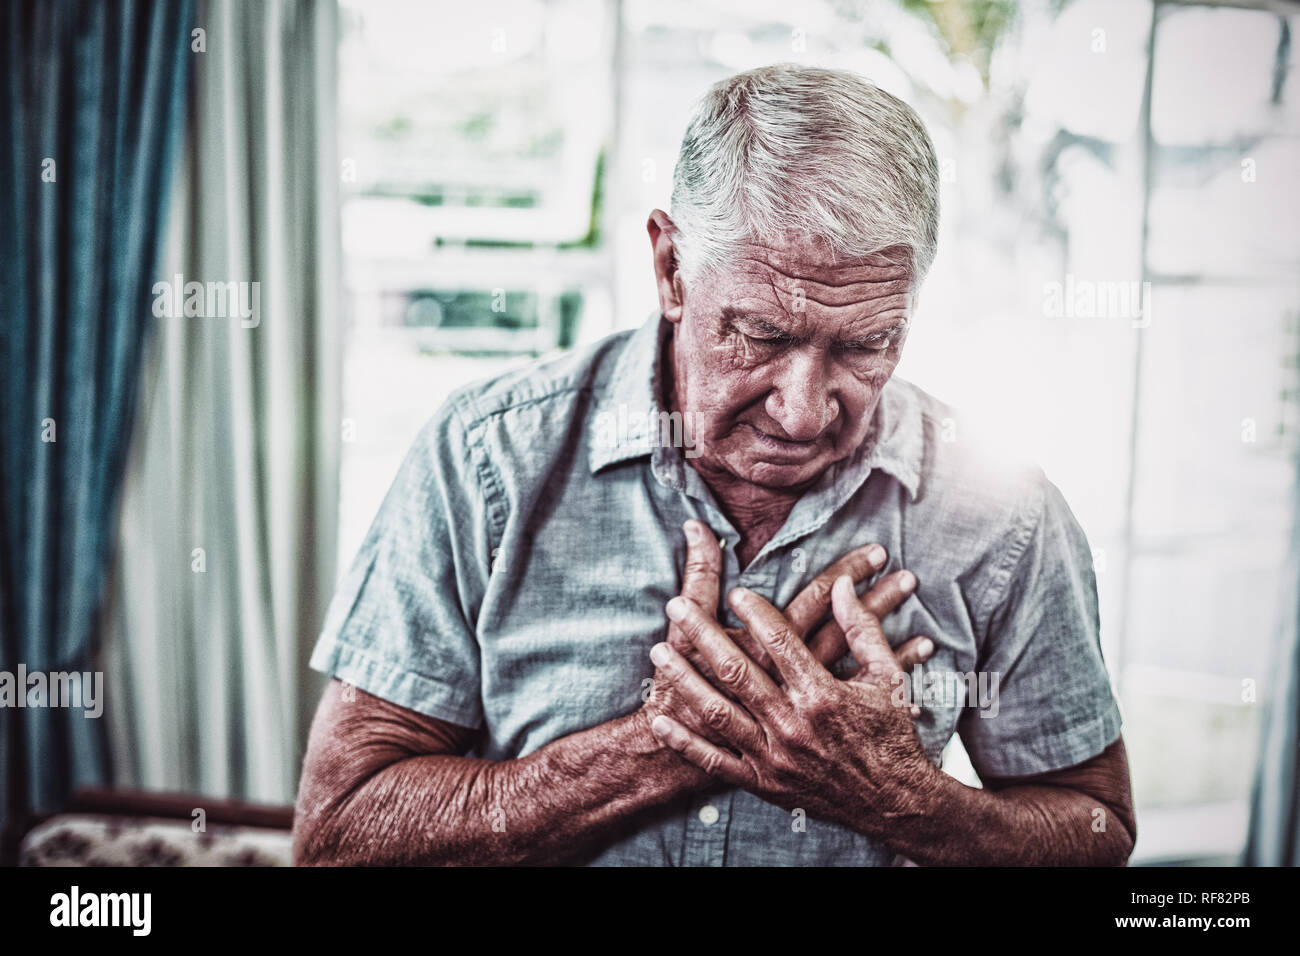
[292,799,344,867]
[1092,804,1137,867]
[292,761,371,866]
[1110,815,1137,867]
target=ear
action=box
[646,209,686,323]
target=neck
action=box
[707,476,801,567]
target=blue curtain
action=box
[0,0,193,857]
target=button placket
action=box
[682,790,733,866]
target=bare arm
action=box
[293,678,702,866]
[882,737,1136,866]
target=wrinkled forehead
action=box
[705,237,914,314]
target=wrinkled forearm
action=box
[852,766,1135,866]
[295,712,704,866]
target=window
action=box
[336,0,616,565]
[336,0,1300,863]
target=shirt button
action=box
[698,804,720,825]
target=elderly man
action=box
[294,64,1134,866]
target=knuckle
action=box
[771,623,799,647]
[716,656,749,687]
[699,748,726,776]
[682,558,716,579]
[791,687,834,724]
[778,726,816,761]
[702,698,731,730]
[770,708,805,742]
[767,625,800,658]
[798,693,830,722]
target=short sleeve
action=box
[308,398,495,729]
[957,474,1123,779]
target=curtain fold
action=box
[0,0,193,856]
[102,0,341,806]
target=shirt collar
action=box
[589,311,923,503]
[588,311,673,472]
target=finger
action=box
[831,575,903,687]
[649,714,752,787]
[728,587,825,692]
[894,634,935,672]
[784,543,887,637]
[805,568,917,666]
[665,624,715,685]
[817,632,934,688]
[650,642,765,753]
[806,616,848,668]
[727,626,774,674]
[666,596,789,717]
[666,622,711,671]
[668,521,725,676]
[861,569,917,621]
[680,520,721,615]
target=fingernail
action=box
[683,521,701,544]
[917,637,934,658]
[868,544,886,565]
[650,643,670,666]
[898,570,916,593]
[666,596,688,621]
[651,715,673,737]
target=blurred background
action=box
[3,0,1298,866]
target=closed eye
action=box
[840,337,891,352]
[839,326,904,353]
[740,319,797,345]
[747,330,795,345]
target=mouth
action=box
[744,423,823,461]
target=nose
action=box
[764,350,839,441]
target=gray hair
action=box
[669,64,940,288]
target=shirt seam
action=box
[449,393,510,547]
[970,471,1046,642]
[463,379,596,428]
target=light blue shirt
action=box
[310,311,1123,865]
